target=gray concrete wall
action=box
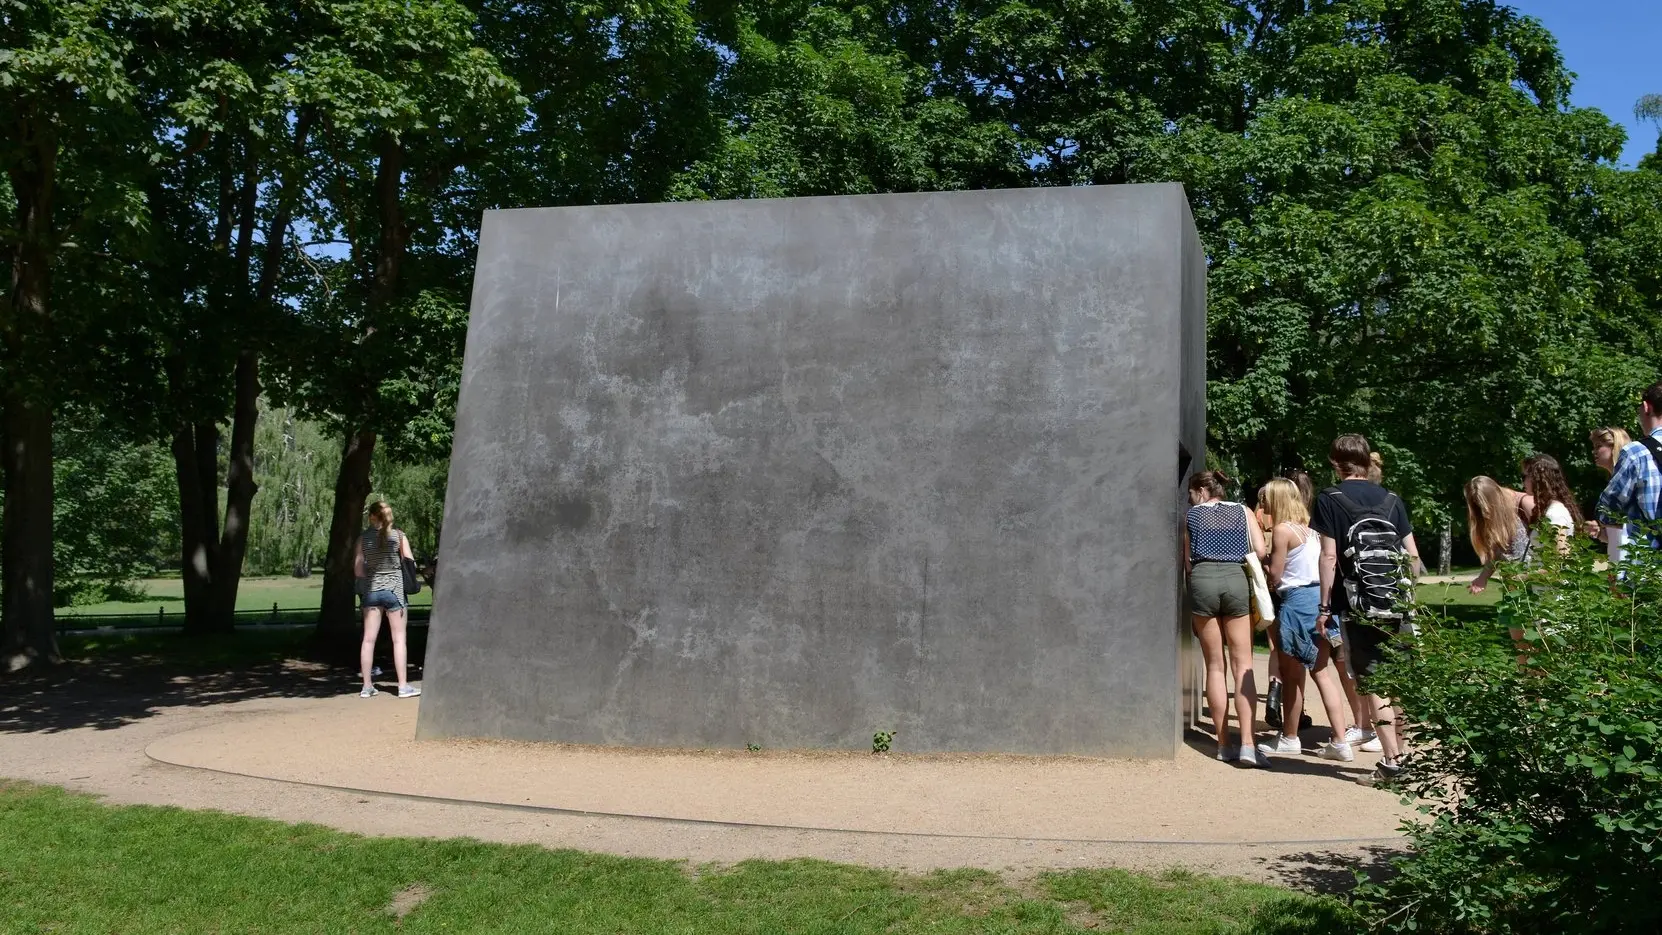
[419,184,1206,758]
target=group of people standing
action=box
[1182,380,1662,782]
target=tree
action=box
[1639,93,1662,171]
[131,0,325,634]
[0,0,186,670]
[269,0,525,648]
[51,411,176,605]
[672,3,1026,200]
[877,0,1657,517]
[245,403,338,577]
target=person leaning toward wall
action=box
[1182,470,1270,767]
[355,501,421,699]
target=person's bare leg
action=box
[1308,644,1352,740]
[1338,651,1366,734]
[1224,614,1258,749]
[1367,694,1403,760]
[1192,616,1229,749]
[389,608,409,690]
[360,608,384,690]
[1279,654,1306,741]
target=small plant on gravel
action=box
[871,730,895,754]
[745,743,761,753]
[1353,529,1662,934]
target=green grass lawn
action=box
[59,575,432,619]
[0,782,1351,935]
[1415,580,1501,608]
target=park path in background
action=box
[0,653,1404,891]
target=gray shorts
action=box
[1188,561,1250,618]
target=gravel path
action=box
[0,653,1405,891]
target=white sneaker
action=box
[359,686,378,698]
[1360,736,1383,753]
[1344,726,1377,746]
[397,685,422,698]
[1257,734,1303,757]
[1216,744,1238,762]
[1319,741,1355,762]
[1236,745,1270,768]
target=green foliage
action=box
[49,417,177,606]
[368,453,447,560]
[671,4,1025,200]
[841,0,1662,512]
[871,729,895,754]
[275,0,526,442]
[246,405,340,577]
[1355,535,1662,932]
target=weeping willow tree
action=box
[245,404,339,577]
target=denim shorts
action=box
[1276,585,1321,668]
[362,589,406,612]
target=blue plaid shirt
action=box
[1598,427,1662,546]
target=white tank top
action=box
[1279,524,1320,591]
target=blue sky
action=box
[1507,0,1661,166]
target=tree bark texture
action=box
[172,421,228,635]
[317,429,376,654]
[214,350,261,622]
[1,130,60,673]
[1,392,57,672]
[316,135,405,657]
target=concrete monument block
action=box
[419,184,1206,758]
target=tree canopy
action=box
[4,0,1661,667]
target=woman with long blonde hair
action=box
[1586,427,1631,560]
[355,500,419,698]
[1465,476,1528,594]
[1254,478,1357,762]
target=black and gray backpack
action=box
[1324,488,1415,625]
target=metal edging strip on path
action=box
[142,739,1405,849]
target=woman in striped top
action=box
[355,500,420,698]
[1182,471,1268,766]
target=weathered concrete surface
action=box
[420,185,1206,757]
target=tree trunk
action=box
[1,133,60,673]
[1,392,57,672]
[173,422,229,635]
[211,350,260,623]
[1439,522,1452,577]
[316,429,376,656]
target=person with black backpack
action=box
[1596,380,1662,558]
[1311,434,1423,782]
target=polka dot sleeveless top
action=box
[1187,501,1250,563]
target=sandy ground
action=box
[0,651,1407,891]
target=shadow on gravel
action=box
[0,629,427,735]
[1262,845,1402,897]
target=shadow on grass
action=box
[1260,845,1401,897]
[0,628,426,735]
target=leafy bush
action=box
[51,421,177,606]
[1354,531,1662,933]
